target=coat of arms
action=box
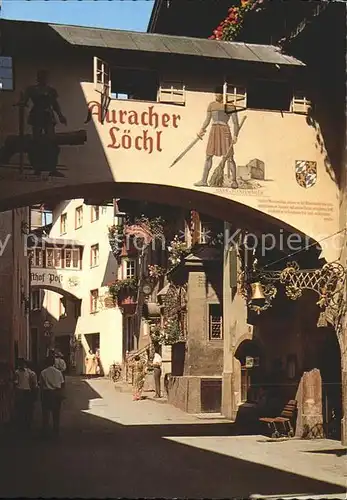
[295,160,317,189]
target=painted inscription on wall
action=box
[87,102,181,154]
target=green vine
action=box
[149,318,183,345]
[108,277,139,302]
[108,224,125,259]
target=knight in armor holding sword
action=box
[170,86,246,189]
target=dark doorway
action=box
[319,332,342,440]
[55,334,71,372]
[235,339,263,403]
[201,379,222,413]
[85,332,100,353]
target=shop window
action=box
[90,289,99,314]
[157,82,186,105]
[290,91,312,115]
[208,303,223,340]
[223,82,247,109]
[91,205,100,222]
[123,259,136,279]
[0,56,14,91]
[75,206,83,229]
[111,67,158,102]
[90,244,99,268]
[60,213,67,235]
[247,79,292,112]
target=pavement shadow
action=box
[0,377,346,499]
[304,448,347,457]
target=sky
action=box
[0,0,155,31]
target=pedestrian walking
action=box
[132,355,146,401]
[39,356,65,438]
[54,351,67,380]
[95,348,103,376]
[152,349,162,398]
[14,358,36,432]
[85,349,97,378]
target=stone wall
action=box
[167,375,222,413]
[185,269,223,376]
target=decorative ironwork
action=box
[238,258,346,326]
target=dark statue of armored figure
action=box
[22,70,67,139]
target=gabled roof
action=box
[0,19,305,66]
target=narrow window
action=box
[208,303,223,340]
[0,56,14,91]
[90,244,99,268]
[75,206,83,229]
[60,213,67,235]
[90,289,99,313]
[91,205,100,222]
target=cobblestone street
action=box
[1,377,346,499]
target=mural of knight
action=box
[194,86,241,189]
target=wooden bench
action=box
[259,399,297,438]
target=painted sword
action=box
[169,135,202,168]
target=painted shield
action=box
[295,160,317,189]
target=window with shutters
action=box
[94,57,111,96]
[75,206,83,229]
[208,303,223,340]
[157,82,186,106]
[90,244,99,268]
[223,82,247,109]
[290,91,311,115]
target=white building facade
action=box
[38,199,123,375]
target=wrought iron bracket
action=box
[238,260,346,327]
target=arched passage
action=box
[1,181,320,253]
[31,284,81,302]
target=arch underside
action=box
[1,182,318,249]
[31,284,80,301]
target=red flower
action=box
[208,35,216,40]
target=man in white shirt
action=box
[152,349,162,398]
[39,355,65,438]
[54,351,67,379]
[14,358,37,432]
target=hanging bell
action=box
[250,282,266,301]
